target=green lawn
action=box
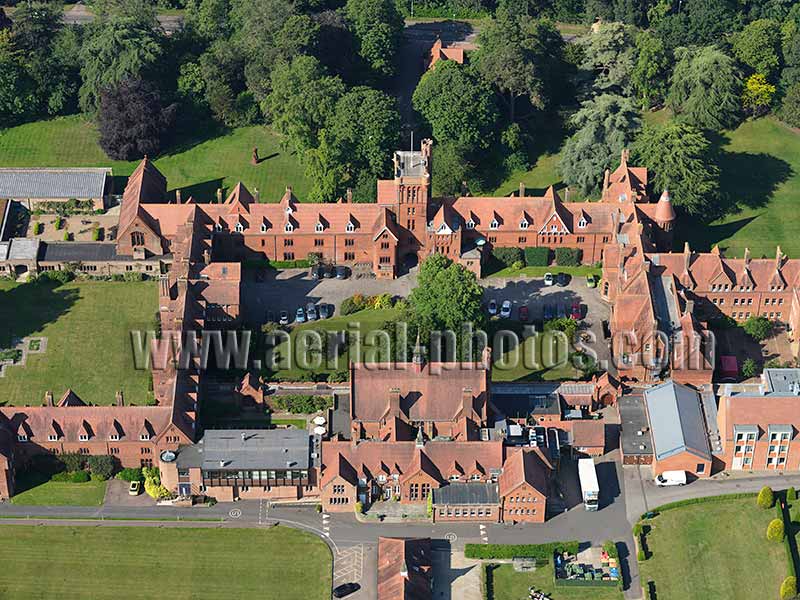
[638,496,790,600]
[490,563,622,600]
[0,525,332,600]
[487,265,602,279]
[10,478,107,507]
[0,281,156,406]
[0,115,311,202]
[492,330,582,382]
[270,418,308,429]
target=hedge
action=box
[464,541,579,560]
[555,247,581,267]
[758,486,775,509]
[268,259,312,269]
[644,492,757,516]
[554,578,619,588]
[270,393,332,414]
[492,247,524,267]
[524,247,551,267]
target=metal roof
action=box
[0,168,110,200]
[432,482,499,505]
[40,242,122,263]
[177,429,311,471]
[644,381,711,461]
[7,238,39,261]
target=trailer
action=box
[578,458,599,511]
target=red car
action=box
[519,306,530,322]
[570,301,582,320]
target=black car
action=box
[543,303,556,320]
[333,583,361,598]
[323,264,335,278]
[557,272,569,286]
[335,265,350,279]
[319,303,332,319]
[311,265,325,280]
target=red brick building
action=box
[378,537,432,600]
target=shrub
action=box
[38,269,75,285]
[90,472,107,482]
[767,518,785,541]
[742,358,759,379]
[270,394,332,414]
[758,486,775,509]
[87,455,116,480]
[511,260,524,270]
[492,247,524,267]
[70,470,90,483]
[372,293,393,310]
[781,576,797,600]
[32,222,43,235]
[91,227,101,241]
[340,296,365,316]
[54,216,64,230]
[743,315,773,341]
[603,540,619,559]
[59,453,85,472]
[544,317,578,341]
[637,549,646,562]
[464,541,580,560]
[788,487,797,504]
[62,231,70,241]
[632,523,643,537]
[354,501,363,514]
[123,271,145,282]
[524,247,551,267]
[555,247,582,266]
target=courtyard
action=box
[0,525,332,600]
[0,280,156,406]
[487,562,622,600]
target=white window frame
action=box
[490,220,499,230]
[315,222,324,232]
[235,223,244,233]
[578,218,587,228]
[284,223,294,233]
[346,222,355,232]
[466,220,475,229]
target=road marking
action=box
[444,532,457,542]
[479,524,489,543]
[228,508,242,519]
[322,512,331,537]
[257,499,263,525]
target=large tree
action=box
[0,30,35,127]
[668,46,742,130]
[732,18,782,78]
[79,14,164,113]
[631,122,720,217]
[778,82,800,127]
[559,94,641,196]
[577,21,636,96]
[97,77,177,160]
[780,30,800,88]
[475,10,565,120]
[264,55,345,156]
[631,30,670,109]
[344,0,404,79]
[413,60,499,150]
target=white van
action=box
[654,470,687,487]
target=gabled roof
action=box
[378,537,432,600]
[644,380,711,461]
[498,447,551,497]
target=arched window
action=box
[285,223,294,233]
[235,223,244,233]
[346,221,355,232]
[315,222,324,232]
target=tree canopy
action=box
[732,18,782,78]
[631,30,670,109]
[576,22,636,96]
[344,0,404,79]
[559,94,641,196]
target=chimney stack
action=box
[45,391,54,407]
[254,188,260,203]
[684,299,694,316]
[519,182,525,198]
[116,390,124,407]
[216,188,223,204]
[159,275,169,299]
[203,249,211,264]
[346,188,353,203]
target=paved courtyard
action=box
[432,549,483,600]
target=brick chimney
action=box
[175,189,182,204]
[519,182,525,198]
[115,390,124,406]
[254,188,260,203]
[203,249,211,264]
[345,188,353,203]
[45,391,54,407]
[216,188,223,203]
[412,333,425,373]
[159,276,170,299]
[388,387,401,417]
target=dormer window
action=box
[315,222,324,232]
[618,194,627,202]
[466,220,475,229]
[449,474,460,481]
[346,222,355,232]
[519,220,528,229]
[140,433,150,441]
[79,433,89,442]
[470,473,481,481]
[109,433,120,441]
[284,205,293,214]
[490,219,499,230]
[234,223,244,233]
[48,434,58,442]
[284,223,294,233]
[17,434,28,442]
[214,223,223,232]
[261,223,268,233]
[578,218,587,228]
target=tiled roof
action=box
[571,420,605,448]
[498,447,551,497]
[378,537,432,600]
[0,168,110,200]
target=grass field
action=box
[0,281,156,406]
[489,563,622,600]
[491,330,582,382]
[487,265,602,279]
[637,496,789,600]
[0,115,311,202]
[0,525,332,600]
[10,478,107,506]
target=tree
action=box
[779,82,800,127]
[685,0,739,46]
[668,46,742,130]
[0,30,35,127]
[0,7,11,32]
[743,315,773,340]
[97,77,177,160]
[732,18,782,78]
[344,0,404,79]
[432,142,474,197]
[413,61,499,150]
[780,30,800,88]
[742,73,776,115]
[631,122,719,216]
[185,0,233,43]
[742,357,758,379]
[407,254,486,357]
[757,485,775,508]
[559,94,641,196]
[766,517,785,541]
[475,10,565,120]
[631,30,670,109]
[264,56,345,156]
[780,576,797,600]
[86,455,116,480]
[79,14,164,113]
[198,41,256,127]
[576,22,637,96]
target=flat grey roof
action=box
[645,381,711,461]
[619,392,653,457]
[0,168,110,199]
[40,242,121,263]
[432,482,499,505]
[764,369,800,395]
[7,238,39,261]
[395,151,428,177]
[177,429,311,471]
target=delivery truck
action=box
[578,458,599,511]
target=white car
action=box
[487,300,498,316]
[655,470,687,487]
[500,300,512,318]
[544,272,554,286]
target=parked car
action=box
[586,274,597,288]
[544,272,554,286]
[128,481,141,496]
[487,299,498,316]
[306,303,318,321]
[543,303,556,320]
[335,265,350,279]
[322,264,335,278]
[295,307,306,323]
[557,303,567,318]
[279,310,290,325]
[655,470,687,487]
[519,306,530,322]
[311,265,325,280]
[333,583,361,598]
[500,300,512,318]
[319,303,332,319]
[557,272,569,286]
[571,301,582,320]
